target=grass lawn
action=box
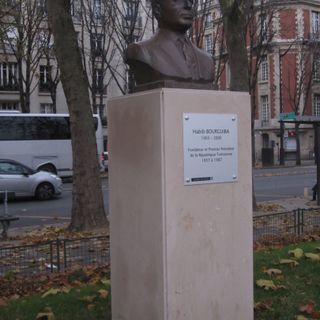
[2,241,320,319]
[254,241,320,320]
[0,282,111,320]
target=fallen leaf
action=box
[60,287,71,294]
[9,294,20,301]
[299,302,315,314]
[41,288,60,298]
[263,268,282,276]
[256,279,277,290]
[36,311,55,320]
[254,300,273,310]
[87,304,95,310]
[101,278,110,286]
[0,298,7,306]
[305,253,320,261]
[280,259,299,267]
[289,248,304,259]
[79,295,96,303]
[98,289,109,299]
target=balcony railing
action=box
[39,82,51,93]
[309,32,320,41]
[261,119,270,127]
[0,83,19,91]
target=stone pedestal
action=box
[108,89,253,320]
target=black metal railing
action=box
[0,235,109,276]
[253,208,320,245]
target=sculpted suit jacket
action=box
[125,28,214,86]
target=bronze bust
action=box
[125,0,214,91]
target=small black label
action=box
[191,177,213,182]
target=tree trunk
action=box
[47,0,108,231]
[219,0,249,92]
[219,0,257,210]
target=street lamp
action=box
[279,49,285,165]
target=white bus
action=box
[0,113,104,177]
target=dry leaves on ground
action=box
[0,265,110,306]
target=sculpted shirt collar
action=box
[156,28,190,44]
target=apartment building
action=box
[0,0,151,148]
[200,0,320,163]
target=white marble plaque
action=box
[183,113,238,185]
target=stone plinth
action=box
[108,89,253,320]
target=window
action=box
[124,0,137,18]
[205,13,213,28]
[260,56,268,82]
[91,33,103,55]
[94,68,104,94]
[0,161,27,175]
[39,65,51,92]
[93,0,102,20]
[4,26,17,47]
[0,63,18,91]
[40,103,54,114]
[261,95,269,122]
[38,30,54,49]
[259,14,268,42]
[205,34,213,55]
[0,117,71,140]
[314,94,320,116]
[37,0,47,16]
[313,54,320,80]
[123,1,141,28]
[71,0,81,19]
[0,101,19,110]
[312,11,320,38]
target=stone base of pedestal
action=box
[108,88,253,320]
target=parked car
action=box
[102,151,109,171]
[0,159,62,200]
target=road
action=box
[3,165,317,230]
[4,179,109,230]
[254,167,315,201]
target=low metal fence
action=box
[253,208,320,245]
[0,235,109,276]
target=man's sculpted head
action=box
[152,0,194,32]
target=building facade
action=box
[200,0,320,164]
[0,0,151,149]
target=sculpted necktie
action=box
[180,37,199,80]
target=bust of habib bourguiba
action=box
[125,0,214,91]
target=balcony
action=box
[309,32,320,42]
[39,82,51,93]
[261,119,270,127]
[0,83,19,91]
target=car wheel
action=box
[38,164,57,175]
[36,182,54,200]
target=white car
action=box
[102,151,109,171]
[0,159,62,200]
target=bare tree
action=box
[75,0,116,121]
[281,39,320,165]
[219,0,249,91]
[0,0,47,113]
[47,0,108,231]
[108,0,153,93]
[246,0,278,165]
[39,28,60,112]
[190,0,227,88]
